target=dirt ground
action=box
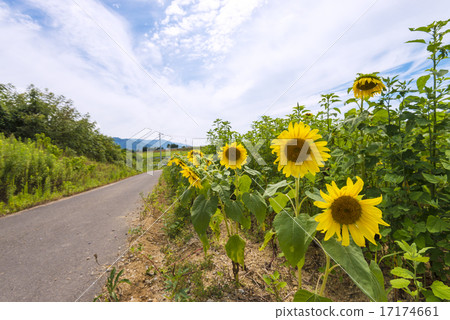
[96,178,370,302]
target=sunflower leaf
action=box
[390,279,410,289]
[242,192,267,225]
[269,192,290,214]
[264,180,290,197]
[273,211,317,267]
[224,199,245,224]
[225,234,246,266]
[191,194,218,236]
[322,238,387,301]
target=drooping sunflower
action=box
[352,73,386,99]
[270,122,330,178]
[314,176,389,247]
[180,165,203,189]
[218,142,248,170]
[167,156,186,167]
[187,149,204,166]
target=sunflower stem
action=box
[319,253,331,296]
[294,177,300,216]
[219,199,232,237]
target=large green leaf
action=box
[416,74,430,92]
[237,174,252,193]
[273,211,317,267]
[293,289,332,302]
[190,194,218,236]
[269,192,290,213]
[242,192,267,225]
[322,238,387,301]
[390,267,414,279]
[264,180,290,197]
[427,215,450,233]
[225,234,246,266]
[369,260,386,295]
[430,281,450,300]
[180,186,195,206]
[224,199,245,224]
[422,173,447,184]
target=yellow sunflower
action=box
[352,73,386,99]
[180,165,203,189]
[314,177,389,247]
[218,142,248,170]
[187,149,204,166]
[167,157,186,167]
[270,122,330,178]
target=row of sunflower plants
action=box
[164,19,449,302]
[167,125,394,301]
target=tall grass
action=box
[0,133,136,215]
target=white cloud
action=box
[0,0,449,142]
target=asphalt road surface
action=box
[0,171,161,302]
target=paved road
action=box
[0,171,161,302]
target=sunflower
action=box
[187,149,204,166]
[270,122,330,178]
[352,73,386,99]
[218,142,248,170]
[314,176,389,247]
[180,165,203,189]
[167,156,186,167]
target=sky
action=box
[0,0,449,144]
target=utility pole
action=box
[159,132,162,162]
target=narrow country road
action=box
[0,171,162,302]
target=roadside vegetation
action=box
[0,84,138,215]
[106,20,449,302]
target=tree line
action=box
[0,83,123,163]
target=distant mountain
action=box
[113,137,190,151]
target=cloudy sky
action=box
[1,0,449,143]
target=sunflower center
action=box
[330,196,362,225]
[356,80,378,91]
[286,139,311,163]
[225,147,241,162]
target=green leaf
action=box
[273,211,317,267]
[406,39,426,44]
[225,234,246,266]
[293,289,332,302]
[390,267,414,279]
[390,278,410,289]
[422,289,441,302]
[180,187,195,206]
[259,229,276,251]
[242,192,267,225]
[237,174,252,193]
[264,180,290,197]
[430,281,450,300]
[416,75,430,92]
[190,194,218,236]
[384,173,404,184]
[305,190,324,202]
[422,173,447,184]
[369,261,386,295]
[269,192,290,213]
[427,215,450,233]
[224,199,245,224]
[323,238,387,301]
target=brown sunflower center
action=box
[356,79,378,91]
[330,196,362,225]
[225,147,241,162]
[286,139,311,163]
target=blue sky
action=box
[0,0,449,143]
